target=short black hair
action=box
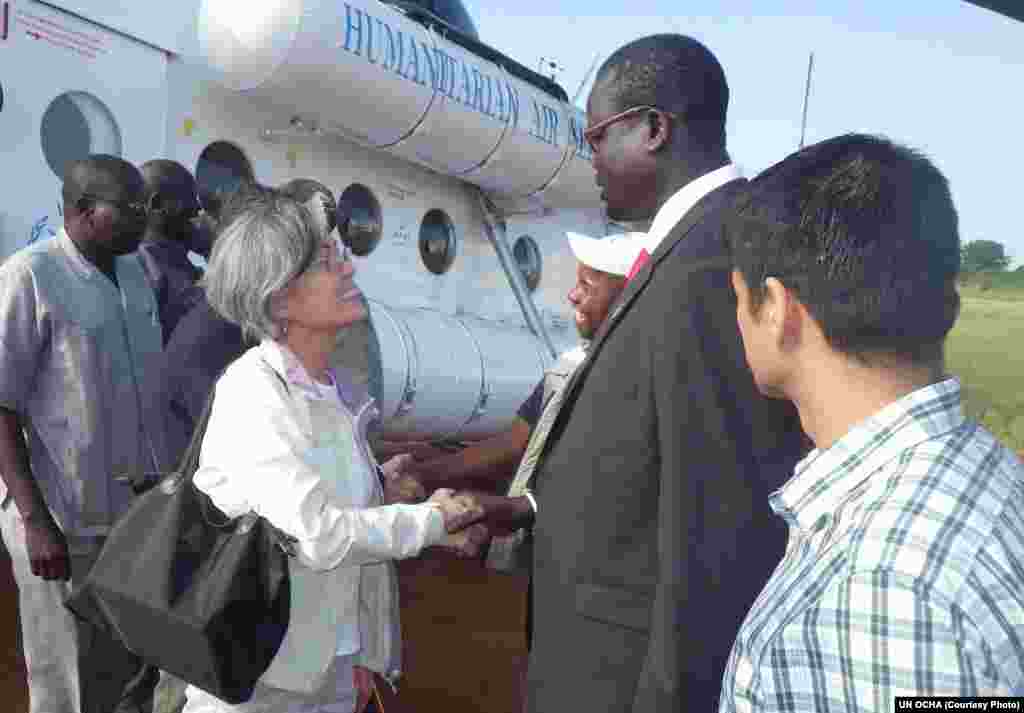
[141,159,200,218]
[727,133,961,368]
[62,154,144,207]
[594,34,729,153]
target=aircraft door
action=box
[0,0,168,258]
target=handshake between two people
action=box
[377,453,525,559]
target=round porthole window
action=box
[419,209,456,275]
[513,235,542,291]
[195,141,254,219]
[337,184,382,257]
[40,91,123,179]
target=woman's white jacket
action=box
[193,340,444,693]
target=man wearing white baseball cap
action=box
[391,231,643,512]
[467,230,647,571]
[565,231,646,291]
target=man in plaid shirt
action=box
[718,133,1024,712]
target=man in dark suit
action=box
[510,35,807,712]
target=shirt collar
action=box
[58,228,134,283]
[257,339,370,411]
[258,339,336,401]
[772,377,966,533]
[58,228,101,281]
[644,163,743,253]
[558,343,589,368]
[141,235,192,259]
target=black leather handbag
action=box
[65,383,296,704]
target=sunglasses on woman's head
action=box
[309,234,351,272]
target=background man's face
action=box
[81,171,147,256]
[101,187,148,255]
[567,262,625,339]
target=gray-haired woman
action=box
[183,190,482,713]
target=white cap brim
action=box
[566,231,646,277]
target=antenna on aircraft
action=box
[572,52,601,106]
[538,56,564,81]
[799,51,815,149]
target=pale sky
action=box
[468,0,1024,267]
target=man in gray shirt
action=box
[0,155,164,713]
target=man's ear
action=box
[645,110,673,153]
[74,196,98,228]
[764,277,805,348]
[148,192,173,217]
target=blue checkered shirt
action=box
[718,378,1024,712]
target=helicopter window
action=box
[512,235,542,291]
[195,141,254,219]
[40,91,123,179]
[419,209,457,275]
[337,183,383,257]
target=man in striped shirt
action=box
[718,133,1024,712]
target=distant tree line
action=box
[961,240,1012,273]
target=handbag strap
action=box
[169,360,299,556]
[177,380,219,485]
[177,363,291,485]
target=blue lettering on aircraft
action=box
[341,2,592,162]
[344,3,519,124]
[568,113,593,162]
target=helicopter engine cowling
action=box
[333,299,554,441]
[197,0,599,212]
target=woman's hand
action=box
[383,474,426,504]
[428,488,486,532]
[353,665,375,713]
[379,453,415,479]
[380,453,426,503]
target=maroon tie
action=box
[626,248,651,283]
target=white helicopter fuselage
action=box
[0,0,609,441]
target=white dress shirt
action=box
[643,163,743,254]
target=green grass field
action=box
[947,274,1024,454]
[958,271,1024,301]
